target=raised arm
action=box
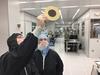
[0,14,47,75]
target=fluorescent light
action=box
[61,6,78,8]
[41,10,45,14]
[59,10,65,24]
[33,0,54,3]
[19,0,68,4]
[18,1,53,4]
[21,8,46,11]
[84,5,100,7]
[72,9,80,19]
[58,0,68,1]
[59,10,63,19]
[41,8,46,9]
[19,1,28,4]
[21,8,36,11]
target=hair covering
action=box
[7,33,21,52]
[41,29,48,36]
[38,33,48,40]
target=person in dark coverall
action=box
[33,33,64,75]
[0,14,47,75]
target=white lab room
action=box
[1,0,100,75]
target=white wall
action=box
[24,13,37,35]
[89,9,100,58]
[78,21,85,49]
[8,0,37,36]
[20,12,25,35]
[84,18,91,57]
[0,0,9,56]
[20,12,37,35]
[89,39,100,58]
[8,0,21,35]
[0,0,23,55]
[90,9,100,19]
[77,10,91,57]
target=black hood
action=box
[7,33,21,52]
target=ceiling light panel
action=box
[19,0,68,4]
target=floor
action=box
[50,37,97,75]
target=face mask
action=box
[38,44,48,51]
[38,42,49,55]
[39,46,49,56]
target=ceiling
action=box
[19,0,100,24]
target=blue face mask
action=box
[38,45,49,56]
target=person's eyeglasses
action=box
[39,38,47,41]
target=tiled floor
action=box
[50,37,96,75]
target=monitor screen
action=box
[69,35,78,39]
